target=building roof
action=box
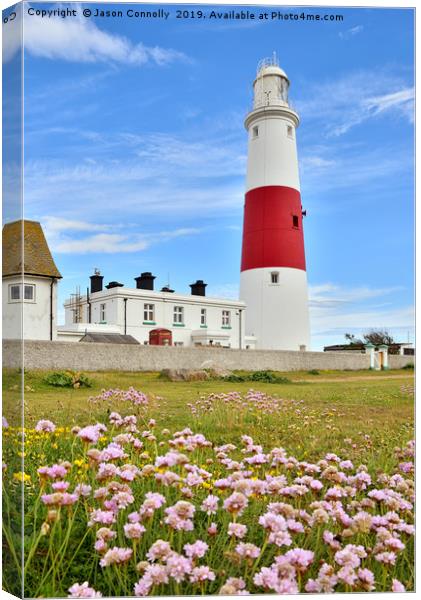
[79,333,140,344]
[2,220,62,279]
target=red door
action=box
[149,328,172,346]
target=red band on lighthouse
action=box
[241,185,306,272]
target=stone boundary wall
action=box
[389,355,415,369]
[2,339,414,372]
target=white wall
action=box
[240,267,310,351]
[3,275,58,340]
[246,114,300,192]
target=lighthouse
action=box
[240,56,311,350]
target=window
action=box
[100,303,106,322]
[271,272,279,284]
[287,125,293,138]
[292,215,299,228]
[200,308,207,326]
[252,125,259,138]
[9,283,36,302]
[222,310,231,327]
[24,285,35,300]
[174,341,184,347]
[173,306,184,324]
[9,284,20,301]
[143,303,155,322]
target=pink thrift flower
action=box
[68,582,102,598]
[201,494,219,515]
[52,481,70,492]
[223,492,248,517]
[77,424,106,444]
[392,579,406,592]
[88,510,116,527]
[375,551,397,565]
[358,568,375,591]
[235,543,260,560]
[165,552,193,583]
[184,540,209,559]
[337,565,358,586]
[35,419,56,433]
[38,464,68,480]
[190,566,216,583]
[99,546,132,567]
[147,539,172,562]
[285,548,314,571]
[124,522,146,539]
[228,522,247,539]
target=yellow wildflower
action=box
[13,472,31,483]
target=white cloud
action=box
[43,216,109,234]
[2,5,22,63]
[296,71,414,138]
[5,6,188,66]
[24,130,247,221]
[299,143,413,200]
[309,283,404,306]
[206,283,240,300]
[55,233,150,254]
[40,216,202,254]
[300,156,336,170]
[308,282,414,349]
[363,88,414,122]
[339,25,364,40]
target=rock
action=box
[161,368,210,382]
[207,367,233,379]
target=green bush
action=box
[307,369,320,375]
[402,363,415,370]
[43,371,92,389]
[224,370,290,384]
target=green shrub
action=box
[307,369,320,375]
[402,363,415,370]
[44,371,92,389]
[224,374,247,382]
[223,370,290,384]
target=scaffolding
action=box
[70,286,83,324]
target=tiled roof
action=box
[2,220,62,278]
[79,333,140,344]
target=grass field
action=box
[2,368,415,596]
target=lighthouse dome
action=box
[253,56,291,109]
[258,64,289,81]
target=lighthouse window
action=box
[252,126,259,138]
[287,125,293,138]
[292,215,299,228]
[271,272,279,284]
[200,308,207,326]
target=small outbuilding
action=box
[2,220,62,340]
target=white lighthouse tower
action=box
[240,56,311,350]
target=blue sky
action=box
[3,2,415,349]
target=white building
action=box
[59,273,247,348]
[2,220,62,340]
